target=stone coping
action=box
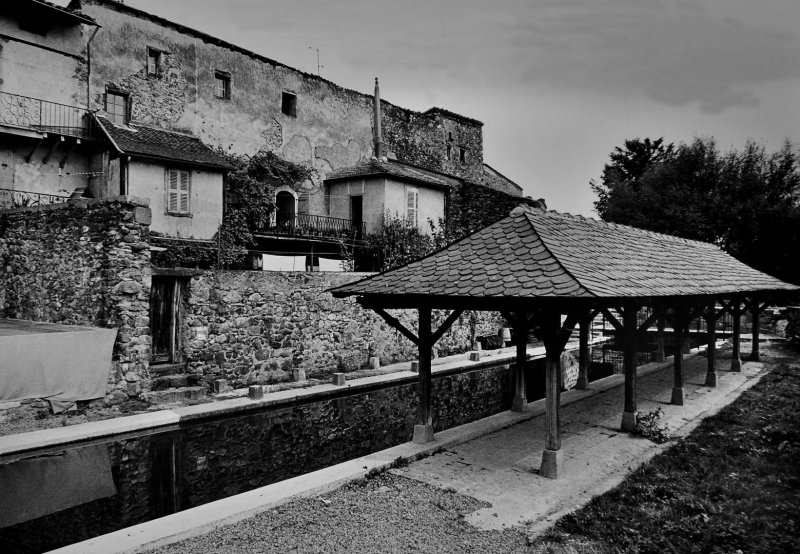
[0,195,149,215]
[0,338,609,458]
[49,347,713,554]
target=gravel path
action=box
[146,472,533,553]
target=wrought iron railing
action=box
[0,188,71,209]
[0,91,97,139]
[261,213,366,241]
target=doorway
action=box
[350,195,363,237]
[276,190,296,228]
[149,277,183,364]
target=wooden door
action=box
[150,277,180,364]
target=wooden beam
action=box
[731,301,742,372]
[600,307,623,332]
[511,312,529,412]
[59,137,80,169]
[621,306,638,432]
[412,307,435,444]
[655,314,666,363]
[43,136,64,165]
[671,305,689,405]
[373,308,419,347]
[576,314,591,390]
[430,309,464,345]
[25,136,47,163]
[540,310,564,479]
[705,301,718,387]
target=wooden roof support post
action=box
[730,300,742,372]
[621,306,639,432]
[705,301,718,387]
[746,299,768,362]
[510,312,529,412]
[413,307,435,444]
[671,305,689,405]
[576,309,597,390]
[539,310,578,479]
[655,311,667,363]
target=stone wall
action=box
[448,181,544,236]
[0,197,153,404]
[181,271,505,387]
[0,363,511,552]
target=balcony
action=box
[258,213,366,242]
[0,188,71,209]
[0,91,98,140]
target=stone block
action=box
[469,351,481,362]
[332,373,346,386]
[540,448,563,479]
[621,411,637,432]
[293,368,306,382]
[410,361,419,373]
[412,424,435,444]
[248,385,264,400]
[213,379,230,393]
[369,356,380,369]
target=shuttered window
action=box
[166,169,191,214]
[406,189,419,227]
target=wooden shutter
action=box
[178,170,190,213]
[406,189,418,227]
[167,169,179,212]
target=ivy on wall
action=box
[152,150,312,268]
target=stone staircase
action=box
[143,363,206,406]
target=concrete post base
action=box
[705,371,717,387]
[412,424,435,444]
[655,352,666,363]
[671,387,685,406]
[621,411,637,432]
[575,376,588,390]
[511,396,528,412]
[540,448,563,479]
[731,358,742,372]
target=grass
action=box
[534,345,800,554]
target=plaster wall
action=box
[327,177,385,234]
[0,136,92,195]
[384,178,446,234]
[0,16,87,107]
[127,160,222,239]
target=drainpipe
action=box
[373,77,384,160]
[86,24,101,111]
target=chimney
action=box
[373,77,384,160]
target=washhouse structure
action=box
[331,205,799,478]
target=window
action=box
[147,48,161,76]
[281,91,297,117]
[448,132,453,141]
[105,91,129,125]
[446,144,452,160]
[459,147,467,164]
[215,71,231,99]
[166,168,191,215]
[406,189,419,227]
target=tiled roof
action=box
[331,205,798,301]
[325,159,450,189]
[424,107,483,127]
[96,117,233,170]
[25,0,97,25]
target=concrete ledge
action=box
[0,338,609,458]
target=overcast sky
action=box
[124,0,800,216]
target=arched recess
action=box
[275,186,297,228]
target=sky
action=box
[122,0,800,216]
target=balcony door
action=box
[276,191,296,229]
[350,195,363,236]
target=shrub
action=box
[634,407,671,444]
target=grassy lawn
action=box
[535,346,800,554]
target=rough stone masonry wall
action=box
[182,271,505,388]
[0,197,153,403]
[447,181,544,236]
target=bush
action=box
[634,408,671,444]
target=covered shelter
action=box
[329,205,798,478]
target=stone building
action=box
[1,0,528,253]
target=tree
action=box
[591,137,800,284]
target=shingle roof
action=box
[325,159,450,189]
[331,205,798,302]
[25,0,97,25]
[96,117,234,170]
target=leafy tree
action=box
[591,137,800,283]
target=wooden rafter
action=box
[372,308,419,347]
[431,309,464,345]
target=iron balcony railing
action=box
[0,188,71,209]
[0,91,98,140]
[261,213,366,241]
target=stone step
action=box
[149,362,188,376]
[151,373,201,390]
[142,386,206,406]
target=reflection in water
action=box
[0,444,116,528]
